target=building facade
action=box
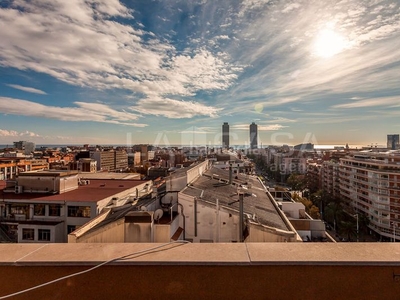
[321,161,340,198]
[0,171,151,243]
[250,122,258,149]
[339,152,400,241]
[222,122,229,149]
[387,134,400,150]
[91,150,128,172]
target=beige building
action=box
[91,150,128,172]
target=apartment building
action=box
[339,152,400,241]
[273,153,307,175]
[91,150,128,172]
[306,162,321,193]
[321,161,340,198]
[0,158,34,180]
[0,170,152,243]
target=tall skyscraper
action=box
[387,134,400,150]
[222,122,229,149]
[250,122,258,149]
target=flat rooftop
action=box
[181,167,288,231]
[18,170,79,177]
[78,173,141,180]
[0,179,148,203]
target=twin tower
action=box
[222,122,258,149]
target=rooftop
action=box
[18,170,79,177]
[78,173,141,180]
[181,167,288,231]
[0,179,148,203]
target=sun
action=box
[313,28,348,58]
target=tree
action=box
[292,193,321,219]
[324,201,343,230]
[287,174,307,191]
[358,213,370,238]
[340,221,357,241]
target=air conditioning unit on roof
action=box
[15,186,23,194]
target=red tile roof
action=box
[0,179,148,203]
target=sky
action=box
[0,0,399,147]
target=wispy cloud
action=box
[0,128,40,137]
[6,84,47,95]
[220,0,400,112]
[0,97,147,127]
[130,96,221,119]
[332,96,400,109]
[0,0,241,119]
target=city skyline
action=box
[1,0,400,146]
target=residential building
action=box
[339,151,400,241]
[0,158,36,180]
[75,158,97,173]
[69,160,305,243]
[222,122,229,149]
[90,150,128,172]
[0,170,152,243]
[306,162,322,193]
[13,141,36,155]
[250,122,258,149]
[321,161,340,198]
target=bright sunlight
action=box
[313,28,348,58]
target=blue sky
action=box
[0,0,399,147]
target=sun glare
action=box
[313,29,347,58]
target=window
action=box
[22,228,34,240]
[10,204,29,215]
[34,204,45,216]
[67,225,78,234]
[68,206,91,218]
[49,204,61,216]
[38,229,51,241]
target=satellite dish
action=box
[154,209,164,222]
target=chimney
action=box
[229,163,232,184]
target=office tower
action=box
[387,134,400,150]
[222,122,229,149]
[250,122,258,149]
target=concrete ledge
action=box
[0,243,400,266]
[1,243,400,300]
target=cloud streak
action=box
[0,97,147,127]
[6,84,47,95]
